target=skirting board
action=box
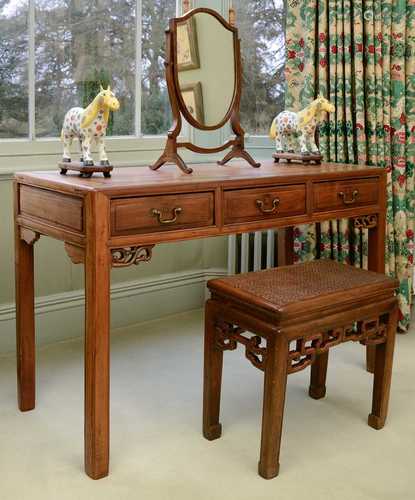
[0,268,227,355]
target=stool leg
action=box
[203,300,223,441]
[309,351,329,399]
[258,335,288,479]
[366,346,376,374]
[368,308,398,430]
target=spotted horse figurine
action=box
[269,95,335,164]
[60,85,120,178]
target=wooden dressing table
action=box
[14,160,386,479]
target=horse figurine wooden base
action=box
[59,85,120,178]
[269,95,335,164]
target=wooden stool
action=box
[203,260,399,479]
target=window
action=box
[0,1,29,138]
[234,0,285,136]
[0,0,176,140]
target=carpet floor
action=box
[0,309,413,500]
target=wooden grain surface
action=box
[111,191,214,235]
[14,160,387,479]
[20,185,84,231]
[224,184,306,224]
[313,177,379,212]
[15,161,382,195]
[204,259,398,478]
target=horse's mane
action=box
[81,93,107,129]
[298,99,319,127]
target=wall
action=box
[0,0,274,354]
[178,11,235,126]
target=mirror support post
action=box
[150,137,193,175]
[217,139,261,168]
[149,28,193,175]
[149,8,261,175]
[218,36,260,169]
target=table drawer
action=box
[111,192,214,235]
[313,178,379,212]
[224,184,306,225]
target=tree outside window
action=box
[0,1,285,140]
[234,0,285,136]
[0,0,175,139]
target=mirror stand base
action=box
[149,151,193,175]
[217,146,261,168]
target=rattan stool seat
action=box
[208,260,398,320]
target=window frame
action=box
[0,0,281,172]
[221,0,285,147]
[0,0,187,171]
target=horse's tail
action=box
[60,129,64,142]
[269,117,278,140]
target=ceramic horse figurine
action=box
[61,85,120,166]
[269,95,335,155]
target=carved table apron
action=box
[14,160,386,479]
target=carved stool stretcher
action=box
[203,260,399,479]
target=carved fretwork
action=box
[359,318,388,346]
[215,321,267,371]
[111,245,154,268]
[64,243,85,264]
[20,228,40,246]
[216,322,239,351]
[288,317,388,374]
[244,335,267,371]
[214,314,389,375]
[354,215,378,229]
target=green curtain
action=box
[284,0,415,330]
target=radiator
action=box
[227,225,368,275]
[227,231,280,274]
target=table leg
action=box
[203,300,223,441]
[15,229,36,412]
[367,211,386,373]
[84,193,111,479]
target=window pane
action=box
[234,0,285,135]
[0,1,29,138]
[35,0,135,137]
[141,0,175,135]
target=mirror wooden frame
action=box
[149,7,261,174]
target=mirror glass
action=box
[175,12,235,128]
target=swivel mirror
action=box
[150,7,261,174]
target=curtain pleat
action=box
[284,0,415,329]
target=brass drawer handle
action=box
[338,190,359,205]
[256,198,280,214]
[151,207,182,224]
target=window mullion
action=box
[135,0,143,137]
[28,0,36,140]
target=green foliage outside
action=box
[236,0,285,135]
[0,0,285,139]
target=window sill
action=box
[0,135,178,174]
[0,133,275,177]
[0,135,174,157]
[244,134,275,150]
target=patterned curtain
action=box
[284,0,415,330]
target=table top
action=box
[15,160,383,196]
